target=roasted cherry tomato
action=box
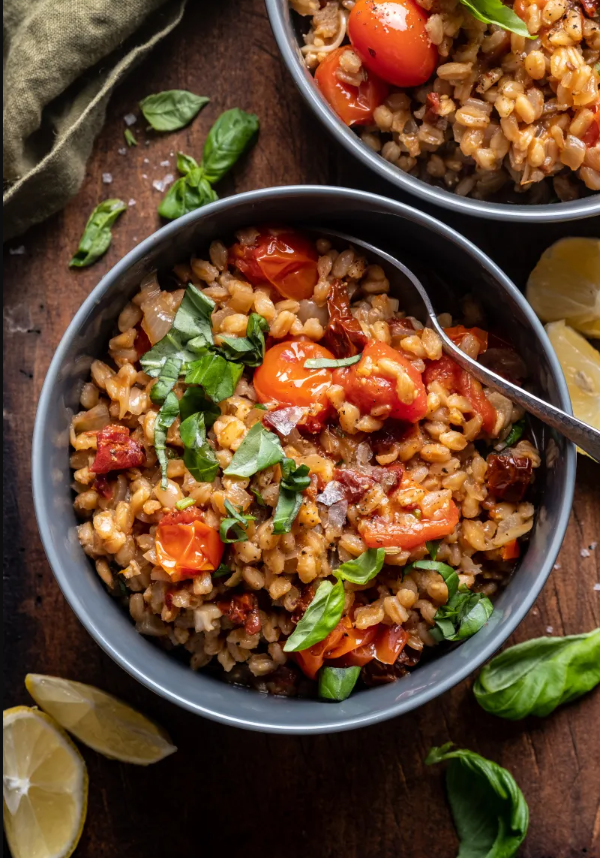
[444,325,488,354]
[294,618,378,679]
[501,539,520,561]
[348,0,437,88]
[333,340,427,422]
[335,623,408,667]
[424,355,497,435]
[253,340,335,415]
[314,46,389,127]
[90,424,146,474]
[229,229,318,300]
[156,508,224,581]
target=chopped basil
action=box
[140,283,215,377]
[69,199,126,268]
[158,170,218,221]
[272,459,311,535]
[154,391,180,488]
[458,0,533,37]
[283,579,345,652]
[431,587,494,642]
[140,90,209,132]
[175,497,196,511]
[410,559,459,600]
[473,629,600,720]
[184,352,244,403]
[200,108,260,185]
[304,354,361,369]
[426,744,529,858]
[179,411,219,483]
[504,419,525,448]
[150,356,182,405]
[218,313,269,367]
[219,499,255,543]
[250,487,267,507]
[335,548,385,586]
[178,387,220,427]
[318,666,361,701]
[253,403,268,411]
[124,128,137,147]
[213,562,232,579]
[223,423,284,478]
[426,540,440,560]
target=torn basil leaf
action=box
[200,108,260,185]
[158,169,218,220]
[218,313,269,367]
[140,90,209,132]
[179,411,219,483]
[250,487,267,507]
[272,459,311,535]
[150,356,182,405]
[179,387,220,427]
[318,666,361,701]
[425,743,529,858]
[431,587,494,642]
[213,562,232,579]
[283,579,345,652]
[304,354,362,369]
[473,629,600,720]
[184,352,244,403]
[69,199,126,268]
[503,419,526,448]
[335,548,385,586]
[410,559,459,600]
[154,391,180,489]
[124,128,137,147]
[223,423,284,478]
[219,499,255,543]
[426,540,440,560]
[458,0,532,37]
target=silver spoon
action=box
[317,229,600,461]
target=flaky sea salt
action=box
[593,583,600,592]
[160,159,171,167]
[128,199,136,207]
[580,548,591,558]
[9,246,26,255]
[142,173,148,179]
[317,481,346,506]
[590,542,597,551]
[152,174,174,193]
[553,563,561,570]
[546,626,554,634]
[118,147,127,156]
[102,172,113,184]
[143,157,150,164]
[123,113,137,126]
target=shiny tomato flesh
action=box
[229,229,318,300]
[253,340,335,415]
[348,0,437,88]
[333,624,408,667]
[501,539,520,561]
[444,325,488,354]
[294,618,378,679]
[314,46,389,127]
[582,104,600,147]
[333,340,427,422]
[156,508,224,581]
[423,355,497,434]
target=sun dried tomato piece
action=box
[244,608,262,636]
[134,325,152,359]
[264,665,300,696]
[370,421,412,456]
[322,279,369,358]
[90,424,146,474]
[218,593,260,632]
[487,452,533,502]
[334,465,404,502]
[291,584,316,625]
[361,647,421,686]
[93,475,113,498]
[581,0,598,16]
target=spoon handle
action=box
[436,337,600,461]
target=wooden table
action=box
[4,2,599,856]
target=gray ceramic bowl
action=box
[265,0,600,223]
[33,186,576,733]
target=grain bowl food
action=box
[289,0,600,203]
[70,227,541,701]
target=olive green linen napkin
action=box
[3,0,187,241]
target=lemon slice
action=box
[3,706,88,858]
[25,675,177,766]
[545,320,600,444]
[526,237,600,338]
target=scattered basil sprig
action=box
[179,411,219,483]
[283,579,345,652]
[219,499,255,543]
[224,423,284,478]
[335,548,385,586]
[426,743,529,858]
[219,313,269,367]
[458,0,533,37]
[150,356,182,405]
[473,629,600,720]
[124,129,137,147]
[69,199,126,268]
[319,666,361,701]
[154,391,180,488]
[140,90,209,132]
[503,419,525,448]
[304,354,362,369]
[158,166,218,221]
[185,352,244,403]
[272,459,311,535]
[431,587,494,642]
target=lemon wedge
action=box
[526,237,600,338]
[3,706,88,858]
[545,320,600,442]
[25,675,177,766]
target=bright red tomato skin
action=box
[348,0,438,88]
[315,46,389,126]
[424,355,496,434]
[229,229,318,300]
[156,509,224,581]
[360,498,460,550]
[253,340,335,413]
[90,424,146,474]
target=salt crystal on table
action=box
[123,113,137,126]
[160,160,171,167]
[580,548,591,558]
[152,174,174,193]
[128,199,136,207]
[593,583,600,592]
[590,542,597,551]
[553,563,561,570]
[143,157,150,164]
[142,174,148,179]
[546,626,554,634]
[9,246,26,255]
[102,173,113,184]
[118,147,127,156]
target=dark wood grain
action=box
[3,2,599,856]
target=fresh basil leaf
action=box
[219,499,255,543]
[140,90,209,132]
[503,419,525,448]
[250,487,267,507]
[280,458,311,492]
[175,497,196,511]
[158,170,218,220]
[336,548,385,586]
[273,488,304,535]
[69,199,126,268]
[185,352,244,403]
[473,629,600,720]
[213,562,232,579]
[411,559,459,600]
[283,579,345,652]
[141,283,215,377]
[201,108,260,185]
[431,587,494,642]
[154,391,180,488]
[177,152,199,175]
[179,411,219,483]
[318,666,361,701]
[458,0,533,37]
[219,313,269,367]
[150,356,182,405]
[426,540,440,560]
[253,403,268,411]
[124,128,137,147]
[304,354,362,369]
[425,743,529,858]
[179,387,220,427]
[223,423,284,478]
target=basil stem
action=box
[283,579,345,652]
[124,129,137,147]
[140,90,209,132]
[154,391,180,489]
[69,199,126,268]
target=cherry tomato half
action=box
[423,355,497,435]
[229,229,319,300]
[333,340,427,422]
[253,340,335,414]
[348,0,437,88]
[314,46,389,127]
[334,624,408,667]
[156,508,224,582]
[294,618,378,679]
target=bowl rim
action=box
[32,185,577,733]
[265,0,600,224]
